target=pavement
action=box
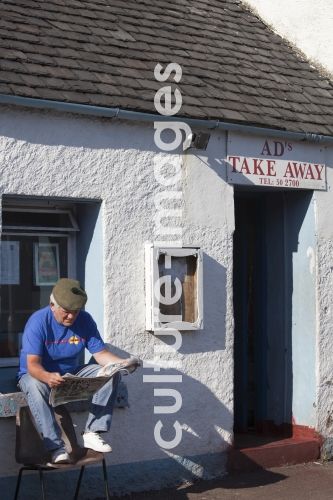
[110,461,333,500]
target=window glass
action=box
[0,234,68,359]
[3,209,76,230]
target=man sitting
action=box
[18,278,130,464]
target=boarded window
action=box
[145,245,203,331]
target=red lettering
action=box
[293,162,306,179]
[253,159,264,175]
[284,162,324,181]
[314,164,324,180]
[267,160,276,176]
[305,165,315,180]
[240,158,250,174]
[284,162,294,178]
[228,156,240,172]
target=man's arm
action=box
[93,349,130,367]
[27,354,65,388]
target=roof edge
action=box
[0,93,332,144]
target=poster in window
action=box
[34,243,60,286]
[0,240,20,285]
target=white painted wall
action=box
[244,0,333,75]
[1,104,333,496]
[314,150,333,445]
[0,106,234,496]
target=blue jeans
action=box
[18,364,120,451]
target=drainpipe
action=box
[1,93,333,144]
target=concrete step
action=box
[228,435,321,471]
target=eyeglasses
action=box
[59,307,80,317]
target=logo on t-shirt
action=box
[69,335,80,345]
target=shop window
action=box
[0,204,79,369]
[145,244,203,331]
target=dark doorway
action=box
[233,188,314,442]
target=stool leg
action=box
[39,469,46,500]
[14,467,25,500]
[102,458,111,500]
[73,466,85,500]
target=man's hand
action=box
[120,357,134,365]
[45,372,65,388]
[94,349,130,366]
[27,354,66,387]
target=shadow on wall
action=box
[139,253,228,357]
[105,366,286,497]
[0,363,285,500]
[0,107,179,154]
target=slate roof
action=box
[1,0,333,135]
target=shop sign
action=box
[226,133,327,190]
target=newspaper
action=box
[49,356,141,407]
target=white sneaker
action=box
[51,448,70,464]
[82,431,112,453]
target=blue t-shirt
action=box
[18,306,105,378]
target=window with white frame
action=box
[145,243,203,331]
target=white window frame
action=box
[145,243,203,332]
